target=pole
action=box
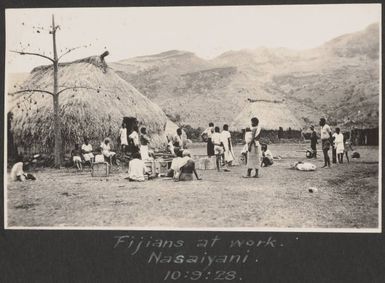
[52,14,62,168]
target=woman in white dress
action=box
[119,123,128,152]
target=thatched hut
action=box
[8,53,169,155]
[231,100,303,131]
[230,100,303,143]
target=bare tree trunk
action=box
[52,15,62,168]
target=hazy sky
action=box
[6,4,381,73]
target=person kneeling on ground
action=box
[167,150,184,178]
[127,152,147,182]
[71,143,83,170]
[261,144,274,167]
[177,150,201,181]
[10,157,36,182]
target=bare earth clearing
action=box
[6,144,379,229]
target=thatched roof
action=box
[8,53,169,150]
[230,100,303,131]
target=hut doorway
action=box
[122,117,139,154]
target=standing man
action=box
[245,117,261,178]
[201,122,215,157]
[319,118,332,168]
[310,125,318,158]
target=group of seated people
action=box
[126,149,201,182]
[71,137,118,170]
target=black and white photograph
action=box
[4,4,381,231]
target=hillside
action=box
[111,23,380,130]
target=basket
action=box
[91,162,110,177]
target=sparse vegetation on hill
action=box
[109,23,379,130]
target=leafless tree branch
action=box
[10,50,55,63]
[9,89,54,96]
[58,45,85,60]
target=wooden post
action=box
[52,14,62,168]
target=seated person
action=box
[261,144,274,167]
[71,143,83,170]
[10,158,36,182]
[94,147,106,163]
[178,150,201,181]
[167,136,176,156]
[127,152,147,182]
[81,138,94,164]
[101,138,117,165]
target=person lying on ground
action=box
[177,150,201,181]
[261,144,274,167]
[127,152,147,182]
[291,161,316,171]
[10,158,36,182]
[71,143,83,170]
[81,137,94,165]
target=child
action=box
[119,123,128,152]
[212,126,224,172]
[127,152,147,182]
[71,144,83,170]
[261,144,274,167]
[333,128,345,163]
[344,138,354,163]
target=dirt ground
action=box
[6,143,379,229]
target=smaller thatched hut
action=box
[231,100,303,130]
[230,100,303,143]
[8,53,169,155]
